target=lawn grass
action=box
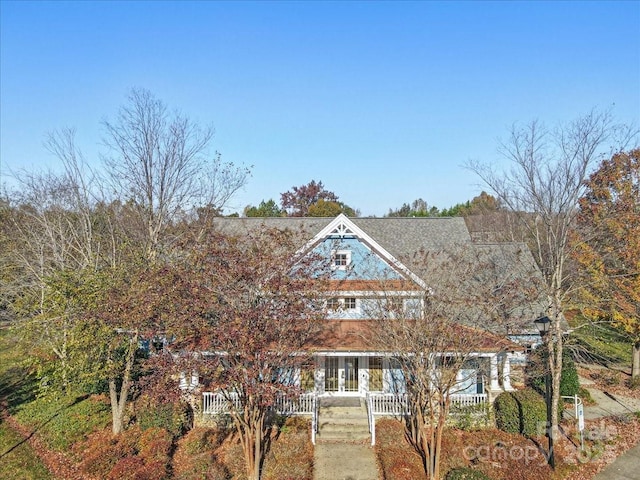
[0,328,56,479]
[566,318,631,367]
[0,419,55,480]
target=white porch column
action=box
[315,357,325,394]
[489,354,500,391]
[502,353,513,391]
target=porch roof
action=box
[312,320,524,353]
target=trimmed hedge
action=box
[445,467,493,480]
[494,388,546,437]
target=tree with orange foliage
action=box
[575,149,640,378]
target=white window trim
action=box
[331,249,352,271]
[326,296,359,313]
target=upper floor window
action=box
[327,297,357,311]
[327,298,341,310]
[343,297,357,310]
[332,250,352,270]
[388,297,404,313]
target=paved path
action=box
[593,442,640,480]
[314,442,380,480]
[579,375,640,479]
[579,374,640,420]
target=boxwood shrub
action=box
[494,388,546,437]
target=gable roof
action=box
[214,214,471,259]
[212,214,548,334]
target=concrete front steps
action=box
[317,398,371,443]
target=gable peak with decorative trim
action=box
[305,214,427,288]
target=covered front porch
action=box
[309,351,514,398]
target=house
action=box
[197,213,545,406]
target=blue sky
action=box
[1,1,639,216]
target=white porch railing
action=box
[450,393,488,407]
[366,392,488,445]
[202,392,319,444]
[202,391,241,414]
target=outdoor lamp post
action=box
[534,316,554,468]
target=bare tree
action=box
[466,109,632,467]
[5,129,118,393]
[102,88,250,260]
[366,243,541,480]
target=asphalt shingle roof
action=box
[212,216,548,335]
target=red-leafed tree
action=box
[574,148,640,377]
[280,180,340,217]
[127,225,331,480]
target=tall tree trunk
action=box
[108,332,138,435]
[546,303,563,469]
[632,341,640,379]
[234,403,268,480]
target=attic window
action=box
[332,250,352,270]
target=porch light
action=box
[534,316,550,336]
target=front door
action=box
[325,357,339,392]
[344,358,359,392]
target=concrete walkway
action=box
[314,442,380,480]
[313,398,380,480]
[593,442,640,480]
[579,374,640,479]
[579,375,640,420]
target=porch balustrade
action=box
[201,391,319,444]
[202,391,317,415]
[366,392,488,445]
[365,392,487,416]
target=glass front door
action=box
[325,357,339,392]
[344,358,359,392]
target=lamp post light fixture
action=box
[534,315,550,337]
[534,316,554,468]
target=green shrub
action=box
[136,395,191,438]
[559,352,580,396]
[494,392,519,434]
[527,348,580,396]
[449,403,491,431]
[445,467,492,480]
[494,389,546,437]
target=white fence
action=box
[450,393,488,407]
[366,392,488,445]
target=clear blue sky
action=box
[1,1,639,216]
